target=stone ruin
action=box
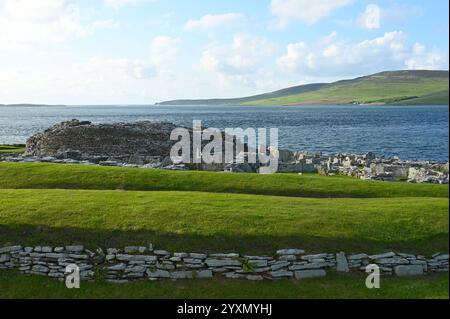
[2,119,448,183]
[25,119,180,164]
[22,119,248,170]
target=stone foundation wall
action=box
[1,245,448,282]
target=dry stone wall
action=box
[0,245,448,283]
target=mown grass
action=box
[0,162,447,198]
[0,189,448,254]
[0,162,448,299]
[0,144,25,153]
[0,270,447,299]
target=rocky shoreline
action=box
[1,119,448,184]
[1,245,448,283]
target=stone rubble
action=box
[0,245,448,283]
[1,120,447,184]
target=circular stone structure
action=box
[25,119,180,158]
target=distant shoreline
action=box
[0,104,66,107]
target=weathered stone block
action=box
[269,270,293,278]
[147,269,171,278]
[369,252,395,260]
[0,246,22,254]
[270,262,291,271]
[171,271,194,279]
[196,270,213,279]
[336,252,349,272]
[394,265,424,276]
[276,249,305,255]
[294,269,326,279]
[205,259,242,267]
[65,245,84,253]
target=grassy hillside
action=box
[246,71,449,106]
[157,83,326,105]
[393,90,449,105]
[158,70,449,106]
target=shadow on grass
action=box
[1,268,448,299]
[0,224,447,255]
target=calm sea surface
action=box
[0,104,448,161]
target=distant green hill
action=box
[158,70,449,106]
[156,83,327,105]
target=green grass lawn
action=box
[0,189,448,254]
[0,144,25,154]
[0,162,448,298]
[0,270,447,299]
[0,162,447,198]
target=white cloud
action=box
[358,4,381,30]
[0,31,183,104]
[270,0,354,28]
[405,43,449,70]
[74,56,155,80]
[0,55,156,104]
[150,36,180,70]
[200,33,277,75]
[92,19,121,30]
[103,0,152,10]
[338,4,423,31]
[0,0,87,52]
[197,34,279,95]
[184,13,243,31]
[278,31,449,77]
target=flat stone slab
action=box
[348,253,369,260]
[369,252,395,260]
[147,269,170,278]
[65,245,84,253]
[289,262,329,271]
[171,271,194,279]
[205,259,242,267]
[376,257,409,265]
[276,249,305,255]
[196,270,213,279]
[269,270,293,278]
[209,253,239,258]
[294,269,326,280]
[0,246,22,253]
[116,254,157,262]
[395,265,424,276]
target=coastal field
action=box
[245,75,449,106]
[0,144,25,154]
[0,162,448,298]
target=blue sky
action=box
[0,0,448,104]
